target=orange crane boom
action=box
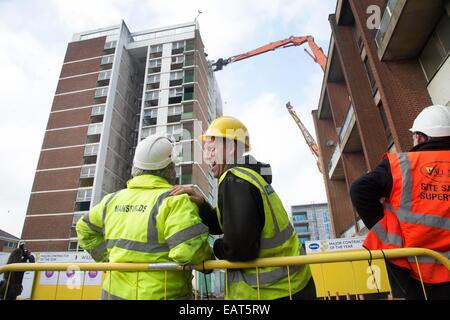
[211,35,328,173]
[286,102,323,173]
[212,35,326,71]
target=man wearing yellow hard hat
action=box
[171,116,316,300]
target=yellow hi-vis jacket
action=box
[76,174,212,300]
[217,167,312,299]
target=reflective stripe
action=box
[407,251,450,264]
[166,223,209,249]
[371,222,403,247]
[102,190,122,231]
[260,224,295,250]
[386,203,450,230]
[101,289,126,300]
[82,213,103,234]
[105,191,171,253]
[147,192,171,245]
[90,241,108,261]
[229,265,301,286]
[231,167,297,250]
[106,238,169,253]
[232,167,280,232]
[398,153,413,210]
[101,289,192,300]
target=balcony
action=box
[184,55,194,67]
[338,104,355,145]
[339,104,363,154]
[375,0,444,60]
[327,144,344,180]
[183,92,193,101]
[80,165,96,179]
[76,188,92,202]
[100,57,113,71]
[183,71,194,83]
[185,39,195,51]
[181,112,193,121]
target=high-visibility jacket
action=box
[217,167,312,299]
[364,151,450,283]
[76,174,211,300]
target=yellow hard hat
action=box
[199,116,251,150]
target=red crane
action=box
[212,35,327,71]
[212,35,327,172]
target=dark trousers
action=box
[386,262,450,300]
[0,282,22,300]
[275,276,317,300]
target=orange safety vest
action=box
[364,151,450,284]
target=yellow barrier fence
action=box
[1,248,448,300]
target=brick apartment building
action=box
[313,0,449,237]
[22,21,222,252]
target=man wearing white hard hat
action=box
[77,135,211,300]
[350,105,450,299]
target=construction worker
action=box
[171,116,316,300]
[76,135,212,300]
[350,105,450,300]
[0,241,35,300]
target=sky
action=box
[0,0,336,237]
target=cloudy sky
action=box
[0,0,336,237]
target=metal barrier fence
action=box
[1,248,448,300]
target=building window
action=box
[167,124,182,135]
[91,104,105,116]
[167,124,182,141]
[183,86,194,101]
[94,87,108,98]
[87,123,102,135]
[101,55,114,65]
[171,56,184,70]
[295,226,309,233]
[143,108,158,126]
[168,105,182,116]
[169,71,183,87]
[184,69,194,83]
[75,201,90,211]
[80,165,96,179]
[148,59,162,73]
[98,70,111,81]
[172,41,185,55]
[84,144,99,156]
[104,41,117,50]
[169,87,183,104]
[324,224,332,239]
[185,39,195,51]
[322,211,329,222]
[68,240,79,251]
[150,44,163,58]
[293,212,307,222]
[419,13,450,82]
[363,56,377,95]
[375,0,398,47]
[147,74,160,90]
[141,126,156,139]
[77,188,92,202]
[145,91,159,107]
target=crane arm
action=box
[213,35,326,71]
[286,102,323,173]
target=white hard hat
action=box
[133,135,177,171]
[409,105,450,137]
